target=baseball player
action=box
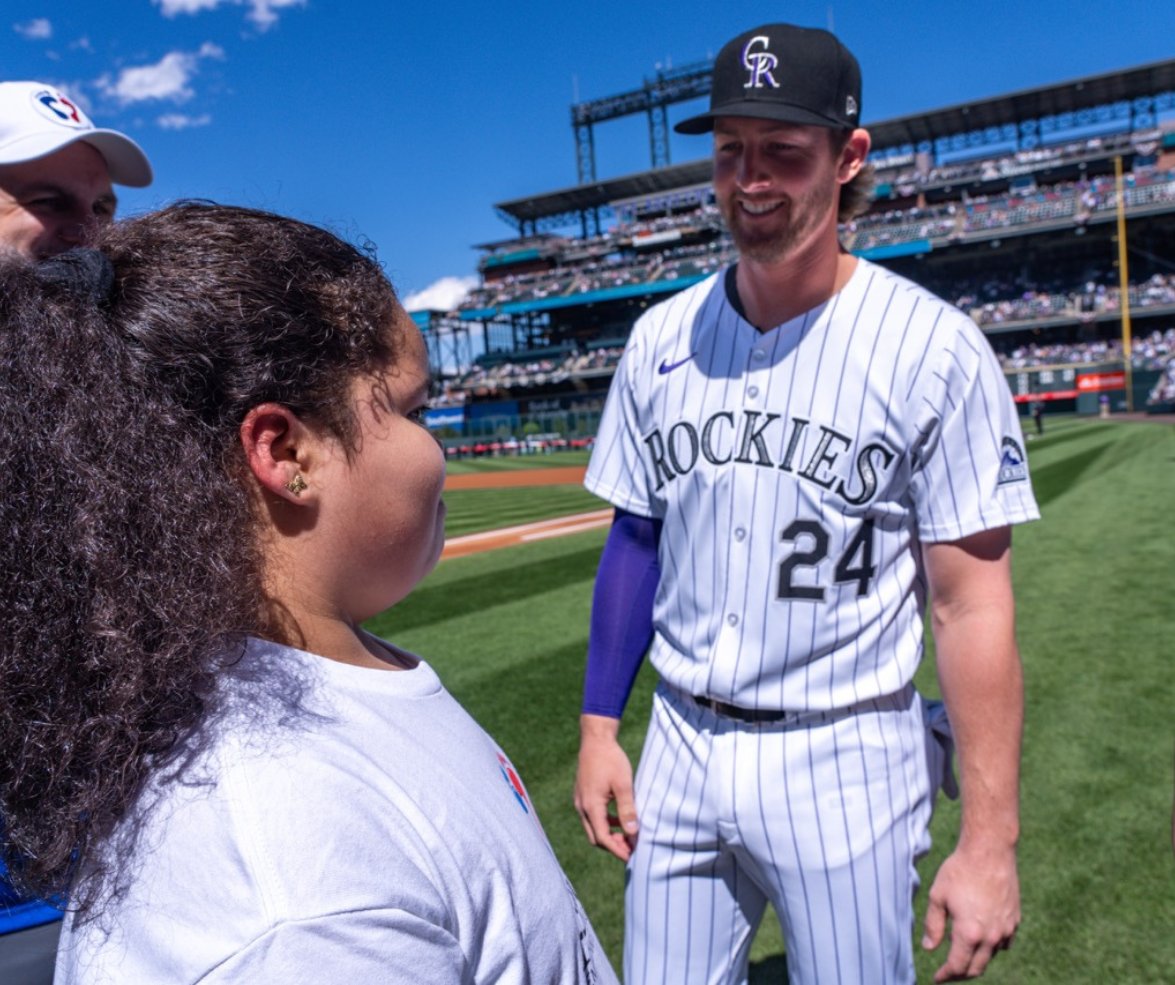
[574,23,1039,985]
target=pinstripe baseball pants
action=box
[624,683,933,985]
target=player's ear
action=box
[240,402,325,506]
[836,127,871,184]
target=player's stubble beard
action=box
[720,178,838,266]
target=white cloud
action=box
[403,275,478,313]
[152,0,305,29]
[99,45,222,105]
[158,112,212,130]
[14,18,52,40]
[154,0,222,14]
[245,0,305,28]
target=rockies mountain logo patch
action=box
[997,436,1028,485]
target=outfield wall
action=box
[1007,364,1161,414]
[426,399,604,440]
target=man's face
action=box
[0,141,116,258]
[712,118,847,265]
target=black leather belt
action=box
[687,685,914,725]
[690,695,795,723]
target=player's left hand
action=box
[921,844,1019,981]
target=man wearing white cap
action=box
[0,80,151,985]
[0,81,152,259]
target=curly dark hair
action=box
[0,202,402,912]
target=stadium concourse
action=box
[412,55,1175,433]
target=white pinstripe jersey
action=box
[585,259,1039,712]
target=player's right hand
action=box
[574,714,639,861]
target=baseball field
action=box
[365,417,1175,983]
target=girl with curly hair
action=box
[0,202,617,984]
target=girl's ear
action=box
[240,403,319,505]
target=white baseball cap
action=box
[0,81,152,187]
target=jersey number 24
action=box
[777,518,876,600]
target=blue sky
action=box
[4,1,1173,310]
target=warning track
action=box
[444,465,587,489]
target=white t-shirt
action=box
[55,637,618,985]
[586,260,1039,711]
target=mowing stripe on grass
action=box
[1029,438,1117,507]
[442,485,605,537]
[445,450,593,475]
[371,544,604,634]
[1024,420,1114,454]
[390,578,598,697]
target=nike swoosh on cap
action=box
[658,354,695,375]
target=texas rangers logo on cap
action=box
[32,88,90,129]
[741,36,780,89]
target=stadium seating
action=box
[418,63,1175,432]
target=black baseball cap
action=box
[675,23,862,134]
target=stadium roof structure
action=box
[493,159,712,229]
[869,58,1175,147]
[494,57,1175,232]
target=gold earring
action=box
[285,473,308,497]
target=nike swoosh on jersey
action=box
[658,354,695,375]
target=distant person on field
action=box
[1032,400,1044,435]
[0,81,151,258]
[0,203,618,985]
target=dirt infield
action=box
[441,508,612,560]
[440,465,603,559]
[444,465,588,490]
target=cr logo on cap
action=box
[741,36,780,90]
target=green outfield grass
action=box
[368,417,1175,983]
[443,485,605,538]
[444,448,592,475]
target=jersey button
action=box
[752,349,766,361]
[734,527,746,541]
[747,386,759,399]
[727,613,739,627]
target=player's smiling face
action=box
[712,118,845,265]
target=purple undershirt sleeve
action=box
[581,508,662,719]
